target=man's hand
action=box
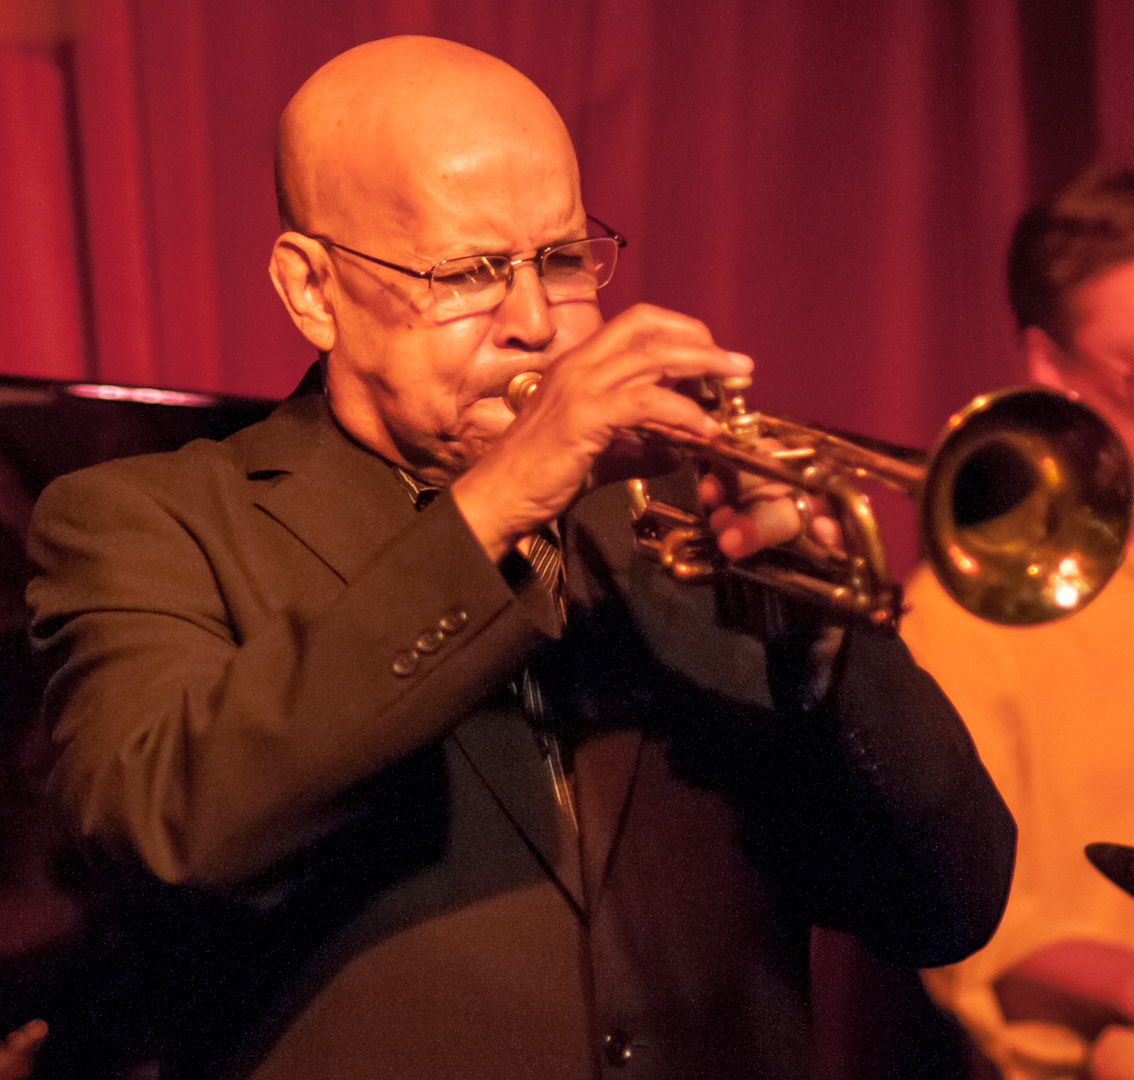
[453,304,753,561]
[698,462,843,562]
[0,1020,47,1080]
[701,463,847,693]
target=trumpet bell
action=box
[922,387,1132,625]
[505,369,1132,628]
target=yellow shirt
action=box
[900,558,1134,1080]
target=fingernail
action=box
[726,352,753,370]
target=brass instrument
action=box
[505,371,1132,627]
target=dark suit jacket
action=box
[26,372,1015,1080]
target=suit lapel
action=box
[573,728,644,909]
[244,393,416,582]
[557,483,652,908]
[451,710,586,916]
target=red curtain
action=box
[2,0,1131,574]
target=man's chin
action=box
[459,398,517,448]
[425,408,513,478]
[474,395,517,427]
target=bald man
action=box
[27,37,1013,1080]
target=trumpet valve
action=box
[710,375,764,440]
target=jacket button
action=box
[439,609,469,634]
[414,628,445,654]
[392,651,418,677]
[602,1030,633,1067]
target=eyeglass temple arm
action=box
[308,236,433,280]
[586,214,627,248]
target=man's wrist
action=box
[451,474,525,562]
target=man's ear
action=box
[269,233,337,351]
[1023,326,1071,393]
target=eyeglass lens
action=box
[431,237,620,311]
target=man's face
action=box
[1063,258,1134,456]
[321,136,604,484]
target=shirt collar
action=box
[393,466,443,510]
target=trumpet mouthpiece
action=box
[506,371,543,414]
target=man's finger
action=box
[710,497,802,559]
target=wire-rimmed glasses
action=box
[307,215,626,315]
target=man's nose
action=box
[495,260,554,350]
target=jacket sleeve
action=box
[564,479,1016,969]
[761,625,1017,968]
[27,449,559,892]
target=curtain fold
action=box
[0,41,87,380]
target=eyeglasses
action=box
[307,215,626,315]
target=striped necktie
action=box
[527,527,566,628]
[520,526,575,829]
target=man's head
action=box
[269,37,606,483]
[1008,166,1134,452]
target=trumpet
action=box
[506,370,1132,627]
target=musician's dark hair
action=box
[1008,166,1134,350]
